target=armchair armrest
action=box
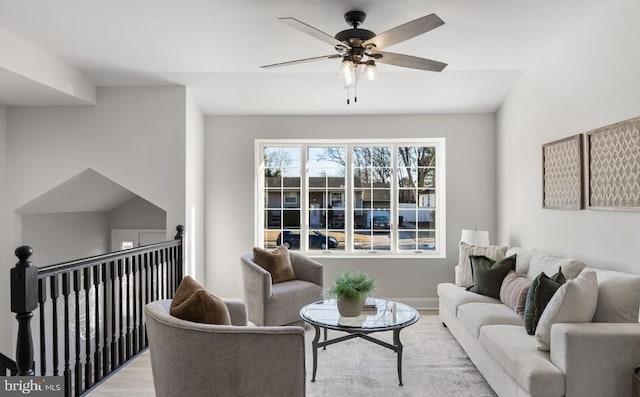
[223,300,248,326]
[289,251,324,287]
[550,322,640,397]
[240,254,272,299]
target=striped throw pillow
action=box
[500,271,531,314]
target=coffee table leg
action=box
[311,324,320,382]
[394,328,404,386]
[323,327,327,350]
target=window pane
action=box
[264,230,280,249]
[418,167,436,188]
[418,191,436,208]
[397,230,436,251]
[417,210,436,229]
[398,190,417,206]
[265,210,282,229]
[265,191,282,208]
[282,210,300,228]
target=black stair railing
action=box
[3,225,184,396]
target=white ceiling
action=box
[0,0,608,114]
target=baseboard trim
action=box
[392,297,439,310]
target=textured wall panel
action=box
[588,116,640,210]
[543,134,583,209]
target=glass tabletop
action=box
[300,298,419,331]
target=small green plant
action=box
[328,271,375,301]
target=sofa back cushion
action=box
[456,242,508,287]
[505,246,532,275]
[590,268,640,323]
[527,250,585,281]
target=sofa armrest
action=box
[289,251,324,287]
[550,322,640,397]
[224,300,248,326]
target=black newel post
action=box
[175,225,184,286]
[11,246,38,376]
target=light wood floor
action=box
[87,309,437,396]
[87,351,155,397]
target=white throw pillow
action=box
[527,250,585,281]
[456,242,508,287]
[505,246,532,275]
[590,268,640,323]
[535,270,598,351]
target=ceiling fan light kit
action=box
[261,10,447,104]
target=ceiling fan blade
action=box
[260,54,342,69]
[373,51,447,72]
[279,17,351,50]
[363,13,444,50]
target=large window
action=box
[257,139,445,257]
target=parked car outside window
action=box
[276,230,338,250]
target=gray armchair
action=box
[241,251,324,326]
[144,300,305,397]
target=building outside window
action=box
[257,139,446,257]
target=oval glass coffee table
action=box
[300,298,419,386]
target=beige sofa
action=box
[438,247,640,397]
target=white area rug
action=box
[305,313,496,397]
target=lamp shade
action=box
[460,229,490,246]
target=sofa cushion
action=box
[253,245,296,283]
[468,255,516,299]
[479,325,565,396]
[506,246,533,275]
[500,270,531,314]
[170,276,231,325]
[457,302,523,338]
[590,268,640,323]
[524,270,565,335]
[456,242,508,287]
[527,250,585,280]
[437,283,500,316]
[535,270,598,351]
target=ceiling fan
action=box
[261,10,447,103]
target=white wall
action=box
[185,91,205,282]
[205,114,496,305]
[3,86,189,356]
[7,86,187,241]
[496,0,640,272]
[109,196,166,230]
[0,105,9,356]
[22,212,110,266]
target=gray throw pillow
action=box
[467,255,516,299]
[524,269,566,335]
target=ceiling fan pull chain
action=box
[354,81,358,103]
[347,86,350,105]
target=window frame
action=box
[255,138,446,258]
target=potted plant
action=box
[328,271,375,317]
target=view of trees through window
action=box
[260,140,443,255]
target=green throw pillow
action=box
[524,268,565,335]
[467,255,516,299]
